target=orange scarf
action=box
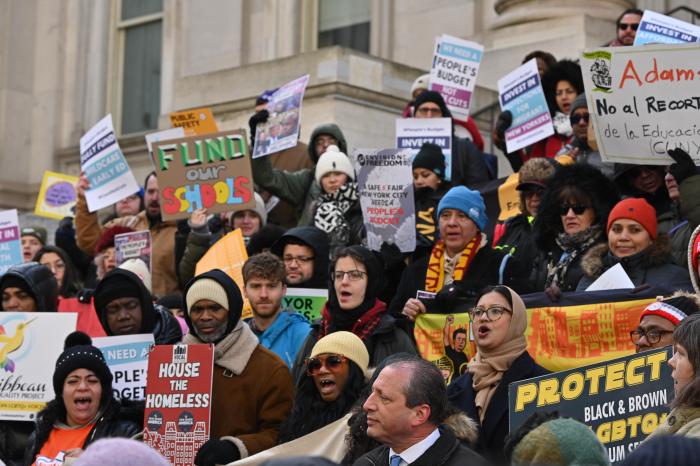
[424,236,480,292]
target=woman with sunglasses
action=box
[448,285,548,464]
[291,245,416,384]
[530,163,619,295]
[279,331,369,443]
[577,197,692,292]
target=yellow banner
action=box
[0,400,47,412]
[415,313,476,385]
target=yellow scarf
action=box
[424,236,480,292]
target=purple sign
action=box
[44,182,76,207]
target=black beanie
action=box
[94,273,142,312]
[621,435,700,466]
[413,90,451,118]
[53,332,113,397]
[412,143,446,179]
[1,276,34,298]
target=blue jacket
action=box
[248,311,311,367]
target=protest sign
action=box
[93,333,154,400]
[509,346,674,464]
[0,210,22,274]
[195,228,253,319]
[169,107,218,136]
[115,230,152,273]
[351,149,416,253]
[253,75,310,158]
[0,312,76,421]
[634,10,700,46]
[581,43,700,165]
[283,288,328,323]
[33,171,79,220]
[144,344,214,466]
[145,127,186,162]
[80,115,140,212]
[396,117,453,180]
[415,312,476,385]
[429,34,483,121]
[498,59,555,153]
[151,129,255,221]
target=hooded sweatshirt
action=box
[0,262,58,311]
[271,227,330,289]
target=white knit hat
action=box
[314,145,356,185]
[118,258,151,293]
[310,331,369,373]
[410,73,430,96]
[185,277,229,313]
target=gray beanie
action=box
[570,93,588,115]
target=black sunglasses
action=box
[559,204,588,215]
[618,23,639,31]
[570,113,590,125]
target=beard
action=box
[194,321,228,343]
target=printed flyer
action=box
[634,10,700,46]
[93,333,154,400]
[0,210,22,274]
[396,117,453,180]
[115,230,152,274]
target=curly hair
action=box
[243,251,286,285]
[542,59,584,115]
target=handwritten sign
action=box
[34,171,79,220]
[93,333,154,400]
[634,10,700,46]
[0,210,22,274]
[396,118,453,181]
[169,107,218,136]
[581,43,700,165]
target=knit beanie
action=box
[53,332,112,397]
[310,331,370,373]
[95,225,134,254]
[95,272,142,310]
[570,93,588,115]
[437,186,488,231]
[21,226,47,245]
[413,90,451,118]
[512,418,609,466]
[314,145,356,185]
[118,258,151,293]
[0,275,33,297]
[410,73,430,96]
[74,438,170,466]
[607,197,657,240]
[620,435,700,466]
[641,294,700,325]
[412,143,445,179]
[253,192,268,226]
[185,277,229,313]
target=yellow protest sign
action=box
[415,313,476,385]
[34,171,79,220]
[169,107,219,136]
[497,172,521,221]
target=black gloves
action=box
[493,110,513,152]
[248,109,270,147]
[194,438,240,466]
[668,148,699,186]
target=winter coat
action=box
[94,268,183,344]
[24,398,142,466]
[306,190,365,257]
[414,184,449,260]
[387,235,532,318]
[493,213,538,266]
[0,262,58,311]
[0,421,33,466]
[529,241,606,292]
[670,175,700,268]
[689,224,700,294]
[448,351,549,465]
[613,164,675,236]
[577,237,693,292]
[252,124,347,226]
[271,227,331,289]
[451,136,491,188]
[74,194,179,296]
[246,311,312,368]
[556,141,615,178]
[183,321,294,459]
[58,294,107,337]
[351,425,488,466]
[646,406,700,442]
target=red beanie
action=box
[692,234,700,274]
[606,198,657,239]
[95,225,134,254]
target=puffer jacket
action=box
[252,124,347,226]
[577,236,693,292]
[0,262,58,311]
[246,311,312,368]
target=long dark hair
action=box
[33,246,82,298]
[278,360,366,443]
[671,314,700,408]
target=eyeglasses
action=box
[333,270,367,281]
[618,23,639,31]
[559,204,589,216]
[630,328,673,345]
[570,113,590,125]
[306,354,347,375]
[469,305,512,322]
[283,255,314,265]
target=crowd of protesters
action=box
[3,6,700,466]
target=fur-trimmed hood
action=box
[581,234,674,279]
[688,224,700,294]
[443,411,479,446]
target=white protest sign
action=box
[498,59,555,153]
[93,333,154,401]
[634,10,700,46]
[0,210,22,274]
[396,118,452,180]
[429,35,483,121]
[80,115,140,212]
[352,149,416,253]
[585,263,635,291]
[115,230,152,273]
[581,43,700,165]
[145,127,186,161]
[0,313,76,421]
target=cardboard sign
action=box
[0,313,76,421]
[0,210,22,274]
[151,129,256,221]
[283,288,328,323]
[509,347,674,464]
[253,75,310,158]
[144,343,214,466]
[429,34,483,121]
[415,312,476,385]
[634,10,700,46]
[93,333,154,400]
[34,171,79,220]
[80,115,140,212]
[169,107,219,136]
[115,230,152,274]
[581,43,700,165]
[496,173,521,222]
[145,127,186,162]
[396,117,453,180]
[351,149,416,253]
[498,59,555,153]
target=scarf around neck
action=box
[313,182,358,237]
[425,235,481,292]
[545,225,601,289]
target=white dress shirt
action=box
[388,428,441,465]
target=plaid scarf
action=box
[320,299,386,341]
